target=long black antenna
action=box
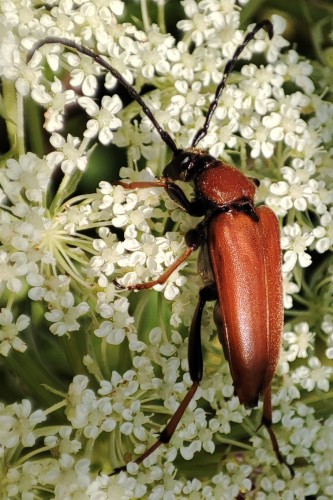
[191,20,273,148]
[28,20,273,155]
[27,37,179,154]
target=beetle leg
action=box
[188,284,217,380]
[116,246,195,290]
[129,381,200,469]
[115,224,205,291]
[164,182,205,216]
[114,179,167,189]
[115,179,205,216]
[113,284,217,472]
[261,388,295,477]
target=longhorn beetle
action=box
[28,20,294,476]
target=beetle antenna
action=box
[27,37,179,154]
[191,19,273,148]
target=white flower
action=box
[292,357,332,392]
[0,309,29,356]
[282,273,300,309]
[245,115,275,158]
[266,15,290,63]
[177,5,211,47]
[44,77,76,132]
[4,152,52,204]
[79,95,123,145]
[0,250,34,294]
[0,399,45,449]
[45,298,89,336]
[313,211,333,253]
[48,133,88,174]
[284,322,315,361]
[64,52,99,97]
[285,49,314,94]
[94,298,133,344]
[281,223,314,272]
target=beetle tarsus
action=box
[263,422,295,478]
[110,465,127,475]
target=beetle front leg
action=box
[164,182,205,216]
[115,179,167,189]
[116,177,205,216]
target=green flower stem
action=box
[2,80,18,155]
[16,93,25,156]
[240,0,270,27]
[215,435,253,451]
[303,389,333,404]
[43,401,67,415]
[49,169,86,215]
[157,1,166,34]
[58,334,88,376]
[24,98,46,158]
[16,445,56,466]
[6,350,63,407]
[140,0,151,33]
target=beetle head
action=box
[163,148,215,182]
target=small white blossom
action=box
[292,357,332,392]
[0,309,29,356]
[79,94,123,145]
[284,322,315,361]
[49,133,88,174]
[0,399,45,450]
[281,223,314,272]
[45,297,89,336]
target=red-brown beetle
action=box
[28,20,293,475]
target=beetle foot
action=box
[109,465,127,475]
[113,278,149,291]
[113,278,125,289]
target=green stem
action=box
[140,0,151,32]
[157,1,166,33]
[239,0,269,27]
[302,389,333,405]
[49,169,85,215]
[2,80,18,155]
[215,435,253,451]
[16,93,25,156]
[24,98,45,157]
[6,349,63,407]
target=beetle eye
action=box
[180,156,190,166]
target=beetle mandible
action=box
[28,20,293,476]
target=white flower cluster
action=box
[0,0,332,498]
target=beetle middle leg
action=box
[116,245,195,291]
[113,179,205,290]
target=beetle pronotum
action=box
[28,19,294,476]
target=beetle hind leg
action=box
[112,285,216,473]
[260,389,295,477]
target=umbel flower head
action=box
[0,0,332,498]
